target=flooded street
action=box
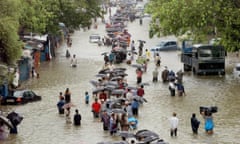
[1,9,240,144]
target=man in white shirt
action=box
[169,80,176,96]
[169,112,179,137]
[12,69,19,88]
[108,62,115,72]
[126,89,133,102]
[71,54,77,67]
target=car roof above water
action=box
[90,34,100,37]
[159,40,177,42]
[158,40,177,44]
[235,63,240,68]
[13,90,31,97]
[13,90,25,97]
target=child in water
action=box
[85,91,89,104]
[65,108,72,124]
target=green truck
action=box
[181,40,226,75]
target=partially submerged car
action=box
[233,63,240,78]
[135,4,144,12]
[89,34,101,43]
[151,40,179,51]
[1,90,42,105]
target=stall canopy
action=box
[24,40,43,50]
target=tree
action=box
[0,0,22,64]
[19,0,102,35]
[0,0,103,65]
[19,0,53,34]
[146,0,240,52]
[44,0,102,33]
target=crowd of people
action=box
[90,61,145,136]
[53,2,217,144]
[57,88,82,126]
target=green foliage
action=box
[44,0,102,33]
[19,0,52,34]
[0,19,22,64]
[18,0,102,34]
[0,0,22,64]
[146,0,240,52]
[0,0,103,65]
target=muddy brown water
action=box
[1,9,240,144]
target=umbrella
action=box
[6,111,23,126]
[101,52,108,56]
[109,99,126,107]
[111,89,126,95]
[113,72,128,77]
[0,115,13,129]
[90,80,100,87]
[107,98,126,108]
[109,102,122,109]
[138,135,159,143]
[95,74,107,78]
[112,69,125,73]
[111,108,126,114]
[110,76,123,81]
[113,68,126,71]
[106,81,119,86]
[92,87,106,94]
[62,102,75,109]
[131,64,143,69]
[99,69,111,74]
[138,40,146,43]
[104,85,117,91]
[111,141,128,144]
[97,142,112,144]
[152,141,169,144]
[139,82,150,86]
[126,86,138,90]
[135,129,159,139]
[114,97,127,103]
[118,131,135,138]
[112,141,128,144]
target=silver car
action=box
[89,34,101,43]
[233,63,240,78]
[151,40,179,51]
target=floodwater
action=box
[1,7,240,144]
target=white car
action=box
[89,34,101,43]
[135,4,144,12]
[233,63,240,78]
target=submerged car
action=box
[1,90,42,105]
[151,40,179,51]
[233,63,240,78]
[89,34,101,43]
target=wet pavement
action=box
[1,6,240,144]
